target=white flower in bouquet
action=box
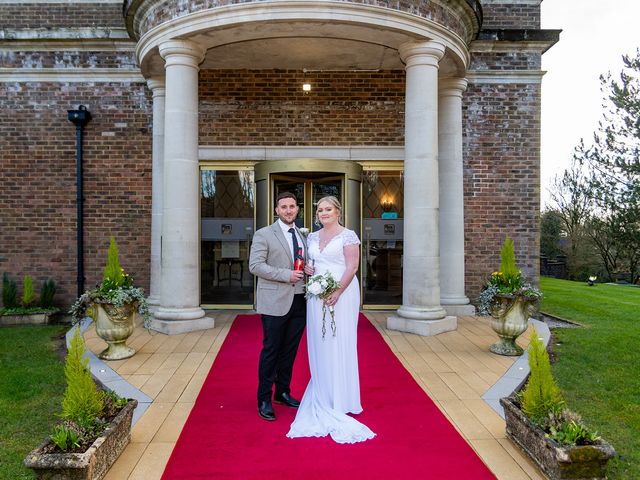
[307,281,324,296]
[305,272,341,340]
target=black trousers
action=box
[257,294,306,404]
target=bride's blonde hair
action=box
[315,196,342,226]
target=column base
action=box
[387,315,457,337]
[442,304,476,316]
[148,316,215,335]
[146,295,160,314]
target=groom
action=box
[249,192,307,421]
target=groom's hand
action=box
[289,270,305,283]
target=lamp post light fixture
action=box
[68,105,92,297]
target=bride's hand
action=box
[304,264,315,275]
[324,291,341,307]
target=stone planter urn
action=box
[24,399,137,480]
[91,302,137,360]
[501,396,615,480]
[489,293,537,356]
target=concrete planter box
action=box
[0,312,55,326]
[24,399,137,480]
[501,396,615,480]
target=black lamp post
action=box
[68,105,91,298]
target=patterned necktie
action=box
[288,227,300,261]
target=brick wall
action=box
[199,70,406,146]
[462,82,541,301]
[0,83,152,308]
[0,3,123,29]
[481,2,540,29]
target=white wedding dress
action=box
[287,228,376,444]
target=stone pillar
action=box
[387,41,456,336]
[439,78,475,316]
[146,77,165,310]
[150,40,214,334]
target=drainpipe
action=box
[67,105,91,298]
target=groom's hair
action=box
[276,191,298,207]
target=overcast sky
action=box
[540,0,640,207]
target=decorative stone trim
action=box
[0,68,144,82]
[135,1,471,77]
[467,69,545,84]
[199,145,404,161]
[0,27,130,41]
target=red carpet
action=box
[162,314,496,479]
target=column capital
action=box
[159,40,206,69]
[439,77,468,97]
[399,40,446,68]
[146,77,166,97]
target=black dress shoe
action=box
[273,392,300,408]
[258,401,275,421]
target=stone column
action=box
[438,78,474,316]
[387,41,456,336]
[146,77,165,310]
[150,40,214,334]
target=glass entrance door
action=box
[272,174,343,229]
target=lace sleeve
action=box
[342,229,361,246]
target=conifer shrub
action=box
[61,327,104,428]
[40,278,56,308]
[2,272,18,308]
[520,333,564,423]
[102,237,127,291]
[498,235,522,291]
[20,275,36,307]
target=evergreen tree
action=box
[61,327,104,427]
[575,49,640,283]
[102,237,125,289]
[521,333,564,423]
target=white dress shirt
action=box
[277,218,304,260]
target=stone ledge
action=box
[148,316,215,335]
[386,315,457,336]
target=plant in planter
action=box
[1,273,60,325]
[478,236,542,355]
[501,334,615,480]
[70,237,149,360]
[24,326,137,480]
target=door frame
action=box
[254,159,362,231]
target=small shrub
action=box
[521,333,564,423]
[50,424,81,451]
[102,237,129,292]
[2,272,18,308]
[498,235,522,290]
[61,327,104,428]
[545,410,600,446]
[20,275,36,307]
[40,278,56,308]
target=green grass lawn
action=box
[540,277,640,480]
[0,325,67,479]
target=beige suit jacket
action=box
[249,222,308,316]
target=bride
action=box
[286,196,375,444]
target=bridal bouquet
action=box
[305,272,341,340]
